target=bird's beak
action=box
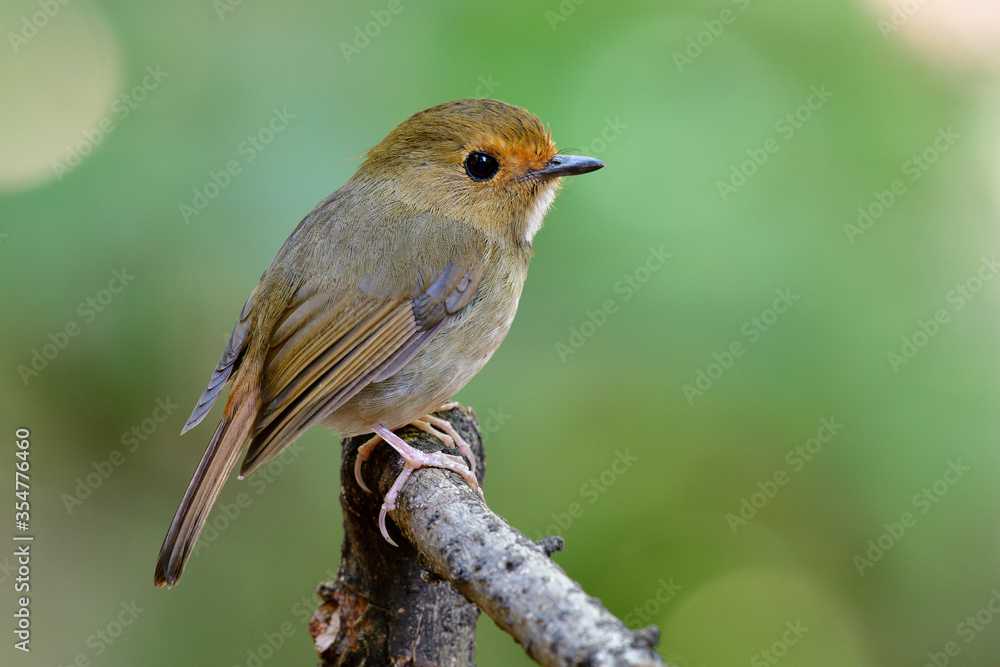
[530,154,605,181]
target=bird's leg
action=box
[354,425,466,493]
[353,405,476,491]
[363,423,479,546]
[353,434,383,493]
[412,414,477,475]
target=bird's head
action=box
[356,98,604,246]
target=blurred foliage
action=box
[2,0,1000,665]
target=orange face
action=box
[357,99,566,245]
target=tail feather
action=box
[154,392,256,587]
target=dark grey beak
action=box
[530,154,605,181]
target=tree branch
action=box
[311,405,666,667]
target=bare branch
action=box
[311,406,666,667]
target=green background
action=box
[2,0,1000,665]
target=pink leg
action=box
[412,416,477,475]
[370,423,480,546]
[434,402,475,468]
[355,431,464,493]
[354,434,383,493]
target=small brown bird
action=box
[154,99,604,587]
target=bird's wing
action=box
[238,216,489,476]
[181,288,259,434]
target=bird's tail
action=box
[154,387,257,587]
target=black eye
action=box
[464,151,500,181]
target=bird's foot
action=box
[353,416,473,492]
[412,413,477,475]
[354,421,480,545]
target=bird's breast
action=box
[328,247,529,435]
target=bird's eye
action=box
[464,152,500,181]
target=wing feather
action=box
[233,214,491,476]
[241,301,420,474]
[181,289,258,434]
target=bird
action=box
[154,98,604,587]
